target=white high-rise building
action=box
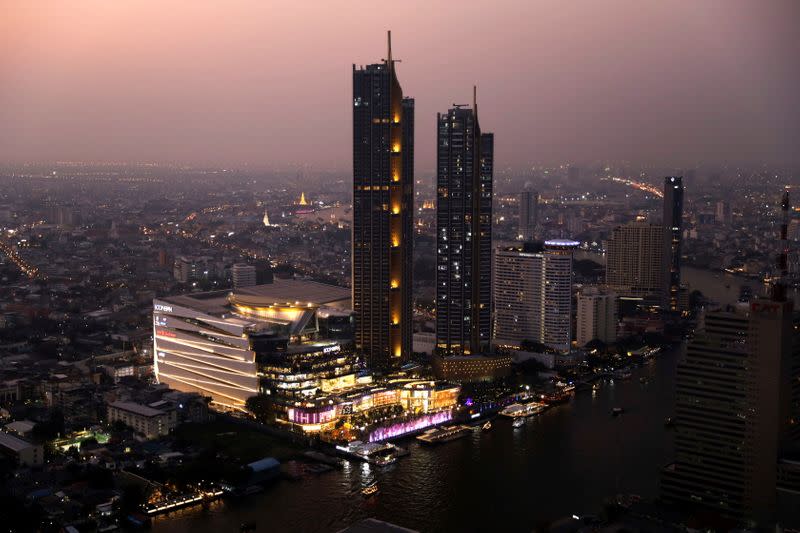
[232,263,257,289]
[493,240,578,353]
[576,287,617,347]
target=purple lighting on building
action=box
[368,411,453,442]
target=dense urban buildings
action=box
[493,240,578,352]
[232,263,257,289]
[435,94,493,356]
[352,33,414,371]
[605,222,664,302]
[662,297,800,525]
[663,176,684,311]
[2,4,799,530]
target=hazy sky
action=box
[2,1,799,172]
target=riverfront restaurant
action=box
[282,380,461,435]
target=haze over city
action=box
[3,0,800,170]
[3,2,800,532]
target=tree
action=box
[584,338,607,353]
[245,394,275,423]
[520,339,548,353]
[689,289,705,309]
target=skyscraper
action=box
[518,188,538,241]
[663,176,684,311]
[661,298,800,524]
[493,240,577,353]
[435,91,493,356]
[352,33,414,371]
[605,222,664,302]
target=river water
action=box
[151,350,677,533]
[574,250,799,307]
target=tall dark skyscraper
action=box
[663,176,684,311]
[435,89,493,356]
[661,298,800,524]
[352,33,414,371]
[518,187,538,241]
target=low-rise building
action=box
[107,401,177,439]
[0,431,43,466]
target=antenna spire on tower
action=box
[387,31,392,66]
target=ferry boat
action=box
[362,483,379,497]
[499,402,546,418]
[512,418,525,428]
[556,381,576,393]
[416,425,472,445]
[335,441,403,466]
[541,391,570,405]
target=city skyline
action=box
[3,1,800,170]
[3,3,800,531]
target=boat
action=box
[556,381,576,393]
[362,483,379,497]
[541,391,570,405]
[512,418,525,428]
[482,420,492,431]
[336,440,403,465]
[612,407,624,416]
[416,424,472,445]
[499,402,546,418]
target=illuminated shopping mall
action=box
[152,278,352,411]
[153,279,460,438]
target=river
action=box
[574,250,800,307]
[151,349,677,533]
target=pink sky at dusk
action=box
[2,0,799,172]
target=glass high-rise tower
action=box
[435,91,493,356]
[352,33,414,371]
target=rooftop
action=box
[161,278,351,317]
[0,431,36,453]
[4,420,36,435]
[109,401,166,418]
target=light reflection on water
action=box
[151,348,679,533]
